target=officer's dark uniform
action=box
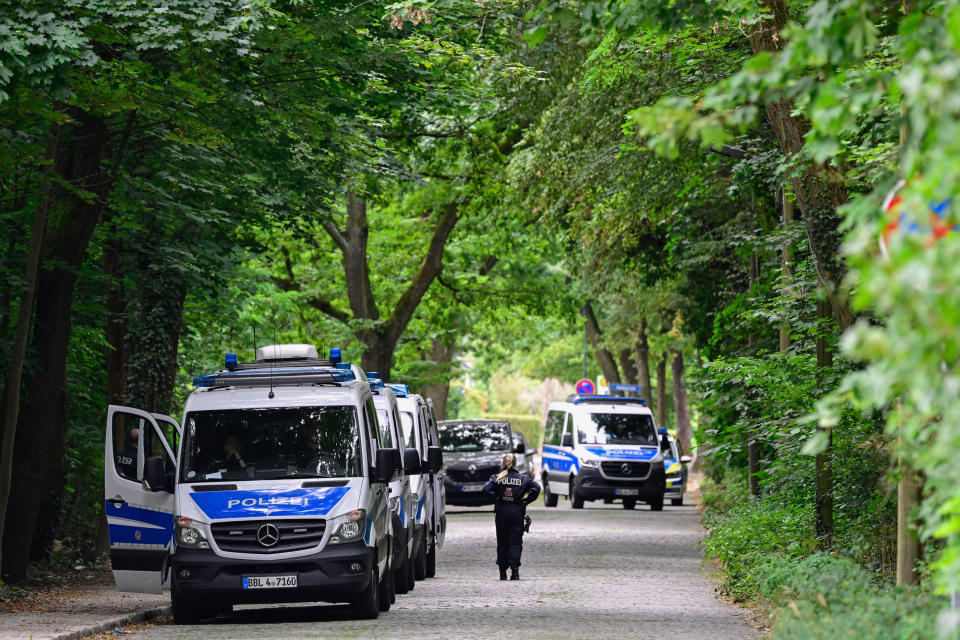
[115,442,137,480]
[483,468,541,577]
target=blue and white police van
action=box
[540,395,667,511]
[393,386,445,580]
[102,344,403,623]
[369,375,422,594]
[659,428,692,506]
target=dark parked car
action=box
[438,419,530,506]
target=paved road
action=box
[131,500,756,640]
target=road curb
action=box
[50,605,171,640]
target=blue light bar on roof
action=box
[658,427,668,435]
[329,348,342,364]
[569,394,647,405]
[225,353,238,370]
[387,383,410,397]
[192,366,356,387]
[367,374,385,391]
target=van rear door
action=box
[103,405,178,594]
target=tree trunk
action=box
[671,349,692,451]
[780,190,794,351]
[748,252,760,497]
[656,354,668,428]
[420,339,455,421]
[3,108,126,581]
[635,320,653,407]
[618,349,639,386]
[581,301,620,385]
[0,125,54,578]
[748,0,854,331]
[815,298,834,549]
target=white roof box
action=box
[255,343,319,362]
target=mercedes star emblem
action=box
[621,463,633,475]
[256,523,280,547]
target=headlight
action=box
[580,458,599,468]
[175,515,209,549]
[328,509,366,545]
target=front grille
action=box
[600,461,651,479]
[301,479,349,488]
[210,519,325,554]
[447,465,498,483]
[191,484,238,492]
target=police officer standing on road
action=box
[483,453,540,581]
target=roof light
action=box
[568,394,647,405]
[387,383,410,397]
[658,427,668,435]
[225,353,238,370]
[367,371,378,379]
[329,348,342,364]
[192,366,356,388]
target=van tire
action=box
[407,553,416,590]
[623,499,636,510]
[414,546,427,581]
[394,553,411,595]
[543,476,558,507]
[649,496,664,511]
[351,565,380,619]
[570,479,584,509]
[171,576,201,625]
[378,566,393,611]
[426,538,437,578]
[672,496,683,506]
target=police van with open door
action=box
[540,395,666,510]
[391,385,443,581]
[103,344,402,623]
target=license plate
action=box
[615,488,639,496]
[243,575,297,589]
[461,483,485,492]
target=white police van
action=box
[392,386,445,580]
[540,395,666,510]
[103,345,403,623]
[659,428,692,506]
[368,375,422,594]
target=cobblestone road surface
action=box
[133,500,757,640]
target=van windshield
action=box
[577,412,657,446]
[180,406,362,482]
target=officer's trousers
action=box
[495,507,525,569]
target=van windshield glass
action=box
[577,413,657,446]
[437,422,510,452]
[399,411,417,449]
[180,406,362,482]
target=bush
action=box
[753,553,943,640]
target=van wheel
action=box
[171,576,201,625]
[407,553,416,591]
[570,479,584,509]
[414,545,427,580]
[426,538,437,578]
[623,499,636,510]
[378,565,393,611]
[649,496,664,511]
[351,565,380,619]
[543,476,558,507]
[672,496,683,507]
[394,552,411,595]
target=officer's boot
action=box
[510,568,519,581]
[499,566,508,581]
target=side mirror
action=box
[680,455,692,464]
[375,448,401,483]
[514,441,526,455]
[561,433,573,448]
[403,448,422,475]
[427,446,443,474]
[143,456,168,492]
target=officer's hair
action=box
[501,454,516,470]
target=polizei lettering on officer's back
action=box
[225,496,310,509]
[498,477,523,486]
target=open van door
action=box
[104,405,178,594]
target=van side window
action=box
[363,399,381,464]
[112,413,142,481]
[544,410,563,445]
[562,412,573,444]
